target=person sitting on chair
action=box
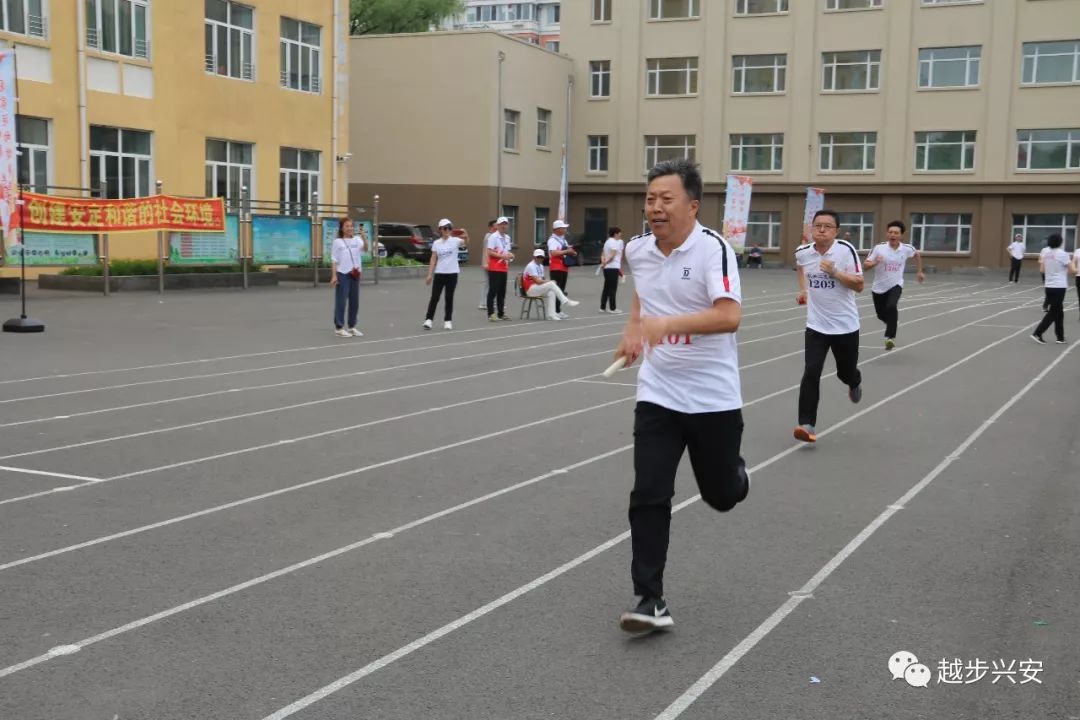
[747,245,764,269]
[524,249,580,321]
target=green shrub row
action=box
[60,260,263,276]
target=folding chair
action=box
[516,273,547,320]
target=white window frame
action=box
[1,0,46,37]
[734,0,788,15]
[918,46,981,89]
[836,212,875,250]
[921,0,983,5]
[280,17,321,93]
[826,0,882,10]
[910,213,973,254]
[732,53,786,94]
[536,108,551,148]
[589,60,611,98]
[205,0,254,81]
[746,211,782,249]
[592,0,611,22]
[1021,41,1080,86]
[86,0,149,59]
[89,125,153,199]
[1011,214,1078,254]
[279,147,320,216]
[650,0,700,20]
[1016,128,1080,171]
[15,115,49,193]
[730,133,784,172]
[503,109,520,152]
[822,50,881,91]
[533,207,549,246]
[588,134,609,173]
[205,139,253,211]
[819,132,877,172]
[644,135,696,172]
[646,57,699,96]
[914,130,976,172]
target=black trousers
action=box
[1034,287,1066,341]
[1076,277,1080,316]
[872,285,903,339]
[629,402,748,600]
[1008,258,1022,283]
[425,273,458,322]
[798,328,862,427]
[550,270,568,313]
[600,268,620,311]
[486,270,507,317]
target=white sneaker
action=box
[610,309,624,315]
[598,308,609,314]
[549,314,562,321]
[558,312,570,320]
[334,328,350,338]
[443,321,453,330]
[564,299,580,308]
[423,319,433,330]
[349,328,363,337]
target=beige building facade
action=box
[561,0,1080,269]
[348,31,573,257]
[1,0,348,277]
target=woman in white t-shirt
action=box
[330,217,366,338]
[424,219,466,330]
[599,227,625,314]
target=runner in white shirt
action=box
[478,219,496,310]
[793,209,865,443]
[862,220,924,350]
[522,249,580,319]
[613,159,749,636]
[329,217,366,338]
[424,219,466,330]
[599,227,625,314]
[1031,233,1074,344]
[1006,234,1026,283]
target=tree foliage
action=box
[349,0,465,35]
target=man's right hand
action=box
[796,291,807,305]
[330,275,338,287]
[616,319,644,368]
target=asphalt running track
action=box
[0,268,1077,720]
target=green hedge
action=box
[60,260,263,276]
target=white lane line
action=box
[0,446,634,681]
[651,338,1078,720]
[576,379,639,387]
[0,397,634,574]
[0,348,616,464]
[973,323,1031,329]
[0,301,1035,686]
[258,318,1041,720]
[0,466,102,483]
[0,487,81,506]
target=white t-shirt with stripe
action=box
[867,242,917,294]
[795,238,863,335]
[625,223,743,414]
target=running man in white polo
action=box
[793,209,865,444]
[1006,233,1026,283]
[613,159,749,636]
[1031,233,1074,345]
[862,219,924,350]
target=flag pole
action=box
[3,49,44,332]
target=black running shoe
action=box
[619,597,674,636]
[848,384,863,403]
[736,460,750,503]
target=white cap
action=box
[496,216,510,225]
[437,218,452,228]
[533,248,545,257]
[553,220,569,230]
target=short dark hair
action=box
[487,219,497,228]
[887,220,906,234]
[608,226,621,236]
[813,209,840,228]
[1047,233,1064,249]
[646,159,703,202]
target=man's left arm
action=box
[913,247,925,283]
[827,257,864,293]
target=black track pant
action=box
[486,270,507,317]
[550,269,568,314]
[425,273,458,322]
[1034,287,1066,342]
[600,269,620,311]
[629,402,748,599]
[1009,258,1022,283]
[872,285,902,339]
[798,328,861,427]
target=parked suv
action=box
[377,223,435,261]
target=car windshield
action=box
[416,225,435,239]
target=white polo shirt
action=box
[795,238,862,335]
[332,236,364,275]
[431,237,462,274]
[602,237,625,270]
[625,223,742,414]
[1007,241,1026,260]
[1043,248,1071,289]
[867,242,917,294]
